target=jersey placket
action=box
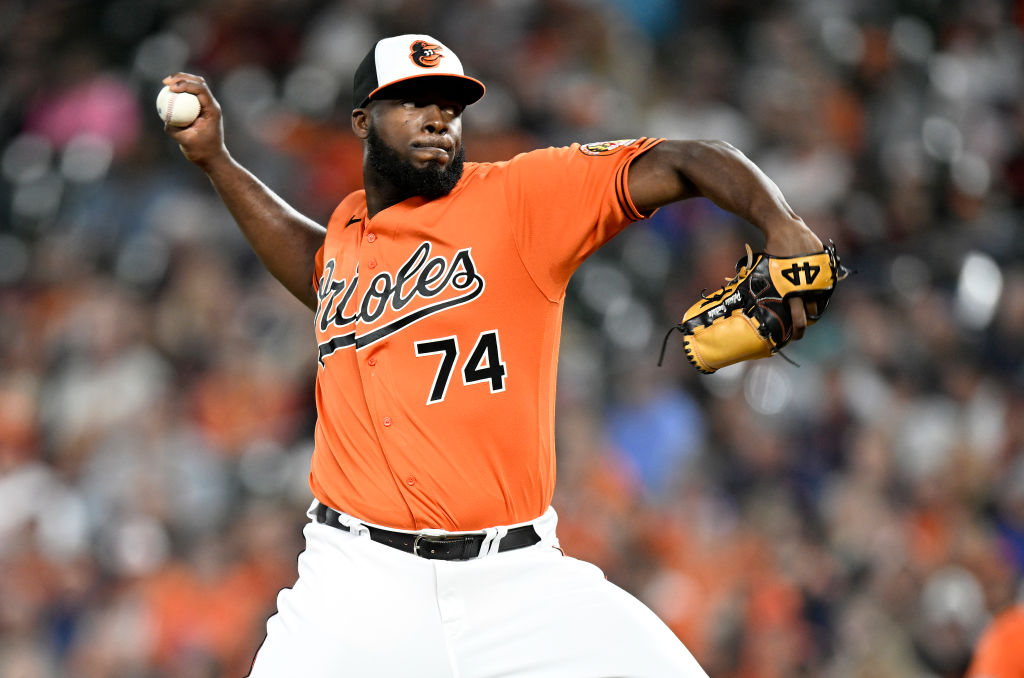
[355,215,423,506]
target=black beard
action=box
[366,126,465,200]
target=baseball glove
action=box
[659,241,848,374]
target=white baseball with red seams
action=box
[155,85,200,127]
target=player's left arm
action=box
[627,139,823,337]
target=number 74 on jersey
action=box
[414,330,507,404]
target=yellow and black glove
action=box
[660,242,848,374]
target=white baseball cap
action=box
[352,34,485,108]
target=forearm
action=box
[203,153,325,310]
[674,140,802,235]
[629,140,820,256]
[160,73,325,310]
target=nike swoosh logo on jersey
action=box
[315,242,485,365]
[345,216,360,227]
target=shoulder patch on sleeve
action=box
[578,139,638,156]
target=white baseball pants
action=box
[247,504,709,677]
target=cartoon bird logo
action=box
[410,40,444,68]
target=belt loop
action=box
[532,506,557,546]
[342,515,370,538]
[479,525,509,558]
[319,503,370,538]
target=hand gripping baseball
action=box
[659,241,850,373]
[159,73,227,169]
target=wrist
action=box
[196,147,234,175]
[762,216,822,256]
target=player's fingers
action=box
[806,300,819,320]
[163,72,204,84]
[789,296,807,340]
[162,72,204,92]
[162,73,219,112]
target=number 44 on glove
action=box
[659,242,850,374]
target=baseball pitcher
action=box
[162,34,835,677]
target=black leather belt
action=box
[313,502,541,561]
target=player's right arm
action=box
[161,73,325,311]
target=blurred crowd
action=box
[2,0,1023,676]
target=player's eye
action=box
[401,100,462,117]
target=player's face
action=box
[365,122,466,200]
[359,86,466,199]
[372,95,464,167]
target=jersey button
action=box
[367,357,377,366]
[366,233,377,243]
[382,416,392,427]
[406,476,416,486]
[368,258,377,269]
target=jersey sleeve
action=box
[505,137,664,299]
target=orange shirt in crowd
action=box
[968,605,1024,678]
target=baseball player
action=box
[162,34,824,677]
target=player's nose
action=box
[421,104,451,135]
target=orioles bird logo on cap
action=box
[410,40,443,68]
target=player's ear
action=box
[352,107,370,139]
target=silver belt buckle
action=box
[412,533,466,558]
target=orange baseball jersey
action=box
[968,605,1024,678]
[310,137,665,531]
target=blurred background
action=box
[1,0,1023,676]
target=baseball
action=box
[155,85,201,127]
